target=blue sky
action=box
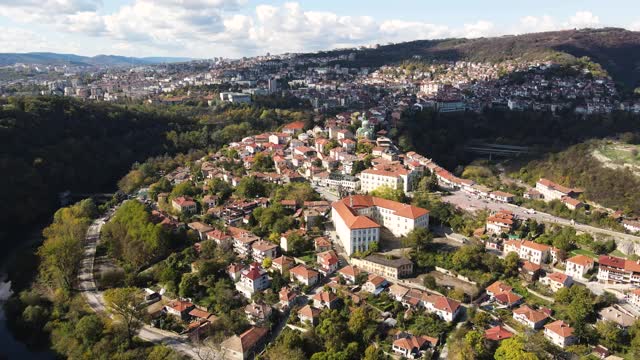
[0,0,638,58]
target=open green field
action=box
[595,142,640,165]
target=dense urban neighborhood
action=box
[3,27,640,360]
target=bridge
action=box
[463,142,537,158]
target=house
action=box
[622,219,640,234]
[392,334,438,359]
[298,305,321,325]
[423,294,462,322]
[599,306,636,328]
[227,263,244,282]
[484,325,514,341]
[172,196,197,214]
[520,260,542,282]
[282,121,305,135]
[251,240,279,263]
[235,263,270,298]
[220,326,269,360]
[561,196,584,210]
[513,305,549,329]
[314,237,332,252]
[206,229,233,247]
[597,255,640,285]
[486,211,515,234]
[316,250,339,275]
[350,254,413,279]
[312,291,339,309]
[337,265,361,284]
[520,240,552,265]
[202,195,218,209]
[244,302,272,325]
[540,272,573,292]
[289,265,319,286]
[486,281,513,298]
[388,284,410,301]
[565,255,595,278]
[362,274,388,295]
[489,191,515,203]
[494,290,523,308]
[188,222,214,240]
[544,320,577,348]
[164,300,195,320]
[278,287,298,309]
[535,178,583,201]
[628,289,640,309]
[271,256,295,274]
[524,188,543,200]
[279,229,306,253]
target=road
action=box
[442,191,640,244]
[78,214,214,360]
[312,184,339,202]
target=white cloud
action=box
[0,2,618,58]
[630,20,640,31]
[565,11,600,29]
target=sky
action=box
[0,0,639,58]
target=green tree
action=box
[595,320,622,351]
[402,227,433,252]
[179,272,200,298]
[494,336,539,360]
[370,185,406,202]
[74,315,105,347]
[103,287,146,347]
[363,345,387,360]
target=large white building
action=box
[359,166,418,194]
[535,178,583,201]
[331,195,429,255]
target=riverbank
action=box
[0,224,55,360]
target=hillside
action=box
[307,28,640,89]
[0,52,192,67]
[513,140,640,215]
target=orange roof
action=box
[513,305,549,323]
[298,305,320,318]
[486,281,513,295]
[338,265,360,278]
[283,121,305,130]
[331,200,380,230]
[546,272,570,284]
[290,265,319,280]
[566,254,594,267]
[545,320,574,337]
[317,251,339,265]
[495,291,522,305]
[313,290,337,303]
[332,195,429,230]
[522,240,551,253]
[484,325,513,341]
[433,296,460,313]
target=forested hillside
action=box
[513,141,640,215]
[397,108,640,169]
[0,96,309,247]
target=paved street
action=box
[442,190,640,244]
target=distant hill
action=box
[306,28,640,89]
[0,52,193,67]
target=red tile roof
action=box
[545,320,574,337]
[484,325,514,341]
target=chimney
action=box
[350,196,353,207]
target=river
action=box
[0,225,55,360]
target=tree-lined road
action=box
[78,214,213,360]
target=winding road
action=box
[78,214,215,360]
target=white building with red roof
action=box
[251,240,279,263]
[316,250,339,275]
[337,265,361,284]
[565,254,595,278]
[628,288,640,309]
[235,263,270,298]
[422,294,462,322]
[513,305,549,329]
[484,325,514,341]
[331,195,429,255]
[172,196,197,214]
[392,334,438,359]
[289,265,319,287]
[597,255,640,284]
[536,178,583,202]
[541,272,573,292]
[544,320,577,348]
[519,240,552,265]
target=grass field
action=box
[597,142,640,166]
[570,248,598,259]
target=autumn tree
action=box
[103,287,146,347]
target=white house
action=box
[235,263,270,298]
[541,272,573,292]
[544,320,577,348]
[512,305,549,329]
[565,255,595,278]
